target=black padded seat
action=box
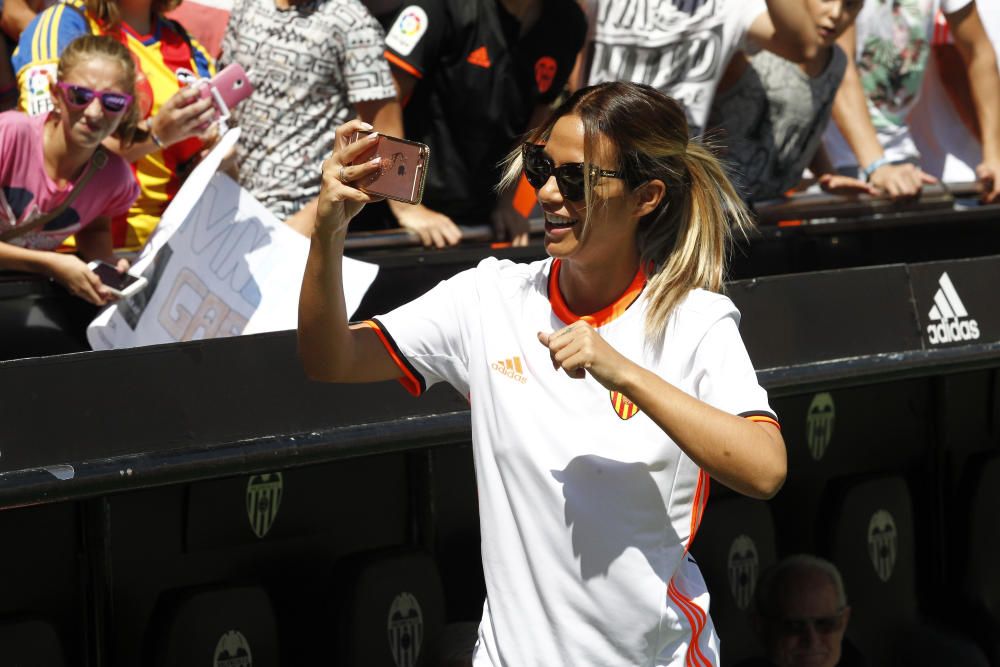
[333,547,446,667]
[690,495,777,665]
[822,474,987,666]
[0,617,66,666]
[959,452,1000,662]
[146,585,278,667]
[823,475,918,665]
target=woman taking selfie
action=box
[298,81,787,666]
[0,35,139,305]
[12,0,216,250]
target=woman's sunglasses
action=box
[522,143,626,201]
[56,82,133,114]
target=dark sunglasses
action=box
[56,82,133,114]
[522,143,626,201]
[771,611,846,636]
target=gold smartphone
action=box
[349,131,430,205]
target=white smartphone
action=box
[88,260,148,299]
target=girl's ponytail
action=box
[639,141,753,340]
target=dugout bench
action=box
[1,189,999,665]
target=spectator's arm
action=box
[1,0,40,39]
[830,23,933,197]
[0,39,15,111]
[0,241,109,304]
[948,2,1000,202]
[376,67,462,248]
[748,0,819,63]
[74,215,117,264]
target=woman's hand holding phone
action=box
[149,87,216,149]
[43,253,113,306]
[316,120,385,237]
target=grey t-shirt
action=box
[709,46,847,201]
[221,0,396,219]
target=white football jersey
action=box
[366,257,778,666]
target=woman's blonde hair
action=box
[84,0,182,29]
[500,82,753,341]
[56,34,141,145]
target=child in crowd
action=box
[582,0,821,138]
[709,0,870,201]
[0,35,139,305]
[12,0,218,251]
[826,0,1000,201]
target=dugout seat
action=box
[822,474,987,666]
[0,617,66,665]
[690,495,777,666]
[145,584,278,667]
[332,547,446,667]
[958,452,1000,662]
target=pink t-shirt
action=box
[0,110,139,250]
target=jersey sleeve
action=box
[13,3,92,115]
[382,1,449,81]
[338,2,396,104]
[363,265,477,397]
[187,34,217,78]
[691,306,778,428]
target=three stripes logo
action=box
[492,356,528,384]
[610,391,640,420]
[926,272,979,345]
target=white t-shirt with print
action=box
[584,0,766,136]
[367,256,778,666]
[824,0,973,170]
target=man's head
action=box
[753,555,851,667]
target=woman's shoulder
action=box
[671,288,740,326]
[466,255,550,294]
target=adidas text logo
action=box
[927,272,980,345]
[492,356,527,384]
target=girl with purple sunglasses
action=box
[0,34,139,305]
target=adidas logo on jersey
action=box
[467,46,491,68]
[927,272,979,345]
[492,356,527,384]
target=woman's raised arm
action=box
[297,119,404,384]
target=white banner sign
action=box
[88,130,378,350]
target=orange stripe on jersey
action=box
[548,259,645,327]
[686,470,710,552]
[745,414,781,430]
[384,50,422,80]
[361,320,423,397]
[667,580,710,667]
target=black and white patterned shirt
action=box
[221,0,396,218]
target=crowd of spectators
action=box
[2,0,999,291]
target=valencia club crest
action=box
[610,391,640,420]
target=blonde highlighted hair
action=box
[57,34,142,145]
[500,82,753,340]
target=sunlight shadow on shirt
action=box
[551,454,678,582]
